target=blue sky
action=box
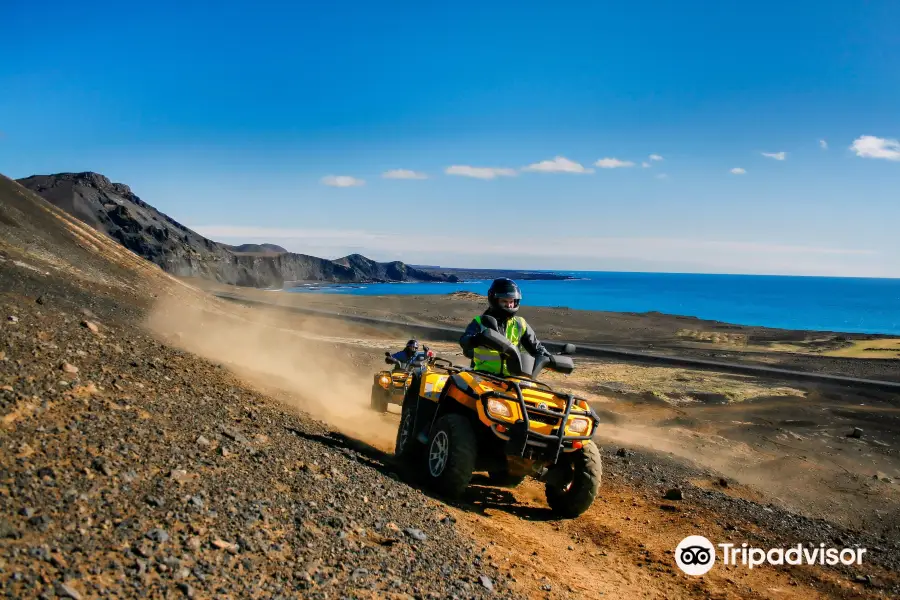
[2,1,899,276]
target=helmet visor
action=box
[493,289,521,300]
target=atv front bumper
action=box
[476,381,600,463]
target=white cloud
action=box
[594,158,635,169]
[321,175,365,187]
[850,135,900,161]
[761,151,786,160]
[649,154,664,161]
[819,139,828,150]
[444,165,518,179]
[641,162,651,168]
[522,156,594,174]
[382,169,427,180]
[730,168,746,175]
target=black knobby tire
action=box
[488,470,527,488]
[545,442,603,518]
[370,383,389,413]
[425,414,477,498]
[394,395,420,463]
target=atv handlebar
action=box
[475,330,576,379]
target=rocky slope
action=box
[0,173,512,598]
[16,172,455,288]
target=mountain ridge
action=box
[16,172,457,288]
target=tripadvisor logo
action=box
[675,536,716,576]
[674,536,867,576]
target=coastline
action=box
[280,272,900,337]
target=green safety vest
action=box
[472,315,527,375]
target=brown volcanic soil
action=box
[2,174,899,599]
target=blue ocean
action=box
[287,272,900,335]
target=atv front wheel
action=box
[545,442,602,518]
[424,414,477,498]
[370,383,389,413]
[394,397,419,462]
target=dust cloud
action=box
[144,292,400,451]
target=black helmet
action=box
[487,278,521,317]
[405,339,419,352]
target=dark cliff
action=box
[17,172,456,288]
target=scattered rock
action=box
[404,528,427,542]
[55,582,82,600]
[212,539,239,553]
[479,575,494,591]
[660,504,679,512]
[664,488,683,501]
[61,362,79,374]
[616,448,628,458]
[185,537,202,552]
[92,458,114,477]
[145,528,169,543]
[196,435,210,447]
[28,515,51,531]
[169,469,198,484]
[177,582,195,598]
[848,428,863,439]
[220,426,250,445]
[145,496,165,508]
[8,315,19,323]
[81,320,100,334]
[0,519,21,539]
[717,478,729,488]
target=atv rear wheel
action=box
[424,414,476,498]
[370,383,389,413]
[545,442,602,518]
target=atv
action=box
[393,325,602,518]
[371,347,434,413]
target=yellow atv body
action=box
[370,368,411,412]
[371,350,433,413]
[394,335,602,518]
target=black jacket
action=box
[459,308,549,361]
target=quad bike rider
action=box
[371,340,432,412]
[459,278,550,374]
[393,279,603,518]
[392,340,421,368]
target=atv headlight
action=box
[568,417,590,435]
[379,376,390,385]
[487,399,512,419]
